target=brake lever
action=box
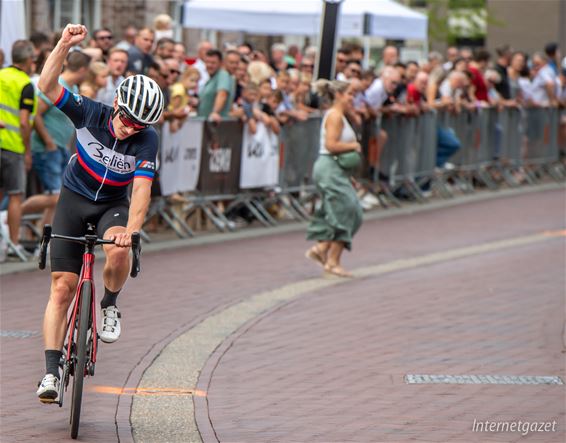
[38,225,52,270]
[130,232,141,278]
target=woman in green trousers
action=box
[305,80,363,278]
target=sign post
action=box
[315,0,343,80]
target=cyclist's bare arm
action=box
[110,178,152,247]
[38,24,88,103]
[127,178,152,237]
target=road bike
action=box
[38,223,141,439]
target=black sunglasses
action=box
[97,35,113,40]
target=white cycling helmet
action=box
[117,74,164,125]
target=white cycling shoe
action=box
[37,374,59,403]
[100,306,121,343]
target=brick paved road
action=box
[203,237,565,442]
[0,188,564,442]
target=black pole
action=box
[315,0,343,80]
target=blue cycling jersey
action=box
[53,87,158,202]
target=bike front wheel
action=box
[70,281,92,439]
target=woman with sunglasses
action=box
[35,24,164,403]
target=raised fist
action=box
[60,24,88,46]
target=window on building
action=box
[52,0,100,31]
[59,0,78,26]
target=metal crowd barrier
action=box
[448,108,498,190]
[382,107,563,198]
[277,115,322,220]
[524,107,563,181]
[380,111,440,201]
[144,106,564,239]
[9,105,564,261]
[497,106,526,186]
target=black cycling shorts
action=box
[50,186,129,275]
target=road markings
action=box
[405,374,564,385]
[0,330,40,338]
[542,229,566,237]
[88,385,207,397]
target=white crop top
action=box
[319,109,357,155]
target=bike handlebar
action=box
[38,225,142,278]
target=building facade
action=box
[26,0,182,41]
[486,0,565,55]
[23,0,280,57]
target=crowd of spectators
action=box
[1,14,566,257]
[5,28,566,152]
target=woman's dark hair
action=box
[34,48,52,75]
[450,57,466,71]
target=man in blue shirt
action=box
[544,42,560,76]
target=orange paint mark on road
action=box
[87,385,207,397]
[542,229,566,237]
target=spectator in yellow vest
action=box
[0,40,37,259]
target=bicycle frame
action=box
[65,248,98,378]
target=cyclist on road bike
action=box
[36,24,163,402]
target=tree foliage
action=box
[426,0,500,45]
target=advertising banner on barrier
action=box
[197,120,243,195]
[240,122,280,189]
[159,120,204,196]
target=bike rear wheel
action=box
[70,281,92,439]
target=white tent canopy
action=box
[182,0,428,41]
[0,0,27,66]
